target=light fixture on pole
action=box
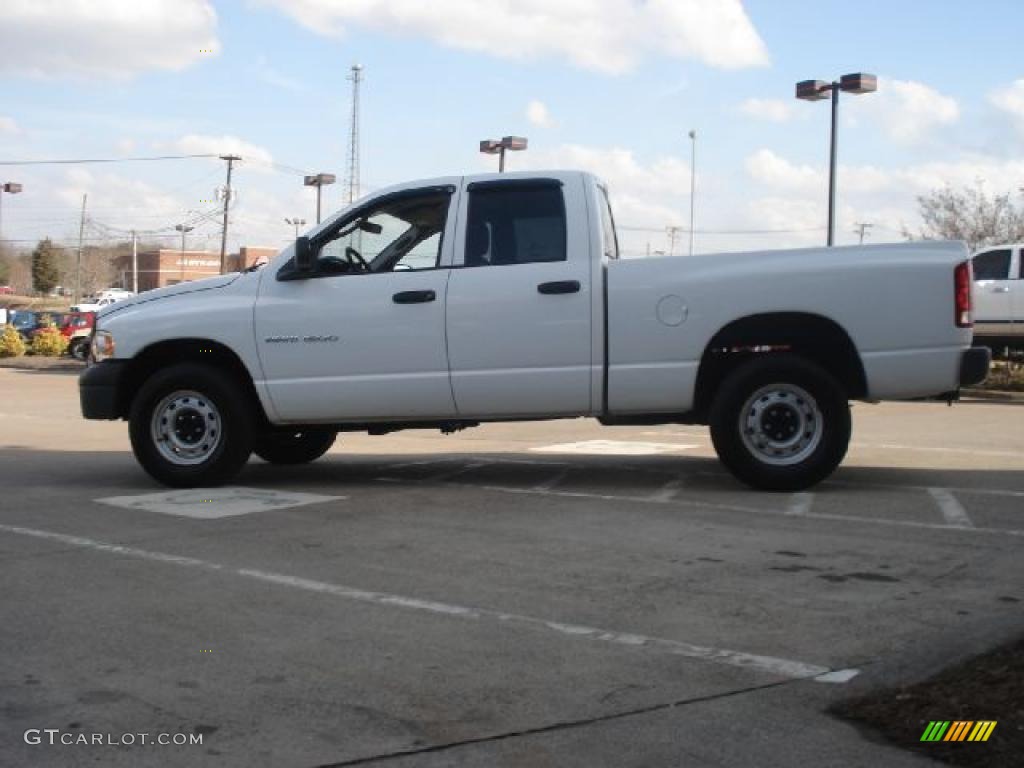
[795,73,877,246]
[479,136,528,172]
[285,217,306,238]
[687,130,697,257]
[0,181,23,247]
[304,173,336,224]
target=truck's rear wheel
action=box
[709,355,850,491]
[129,363,253,488]
[68,337,89,361]
[253,429,336,465]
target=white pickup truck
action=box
[80,171,989,490]
[971,243,1023,349]
[72,289,136,313]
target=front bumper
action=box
[960,346,991,388]
[79,360,127,420]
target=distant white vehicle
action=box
[971,245,1023,349]
[72,289,135,313]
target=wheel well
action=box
[117,338,267,424]
[693,313,867,419]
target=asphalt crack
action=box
[311,676,803,767]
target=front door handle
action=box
[537,280,581,295]
[990,285,1010,293]
[392,289,436,304]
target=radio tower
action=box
[344,63,363,205]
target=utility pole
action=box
[345,64,363,205]
[131,230,138,293]
[666,225,684,257]
[219,154,240,274]
[853,221,873,244]
[75,193,87,303]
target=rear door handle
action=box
[990,286,1010,293]
[537,280,581,295]
[392,289,436,304]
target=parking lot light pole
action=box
[0,182,23,248]
[304,173,336,224]
[175,224,194,282]
[479,136,528,172]
[795,73,877,246]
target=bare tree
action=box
[905,182,1024,252]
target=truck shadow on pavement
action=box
[1,447,1023,537]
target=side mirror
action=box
[294,236,314,274]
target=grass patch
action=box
[831,636,1024,767]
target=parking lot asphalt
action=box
[1,367,1022,767]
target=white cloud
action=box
[0,0,219,78]
[990,79,1024,135]
[745,149,821,192]
[852,77,959,144]
[173,134,275,170]
[526,100,553,128]
[259,0,768,74]
[0,116,19,135]
[738,98,795,123]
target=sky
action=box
[1,0,1023,258]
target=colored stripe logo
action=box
[920,721,996,742]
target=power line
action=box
[0,154,221,166]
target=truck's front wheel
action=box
[709,355,850,491]
[129,363,254,488]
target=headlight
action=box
[91,330,116,362]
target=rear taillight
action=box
[954,260,972,328]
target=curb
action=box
[961,388,1024,402]
[0,358,86,373]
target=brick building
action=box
[127,246,279,292]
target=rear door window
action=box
[973,249,1011,280]
[465,183,567,266]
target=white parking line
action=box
[0,523,834,681]
[850,442,1024,459]
[648,477,687,502]
[531,440,698,455]
[441,481,1024,537]
[786,493,814,516]
[926,488,974,528]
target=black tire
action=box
[253,429,337,465]
[709,354,851,491]
[69,337,89,361]
[128,363,254,488]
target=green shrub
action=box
[29,325,68,357]
[0,325,26,358]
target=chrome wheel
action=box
[739,383,823,466]
[149,390,223,466]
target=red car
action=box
[0,285,15,295]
